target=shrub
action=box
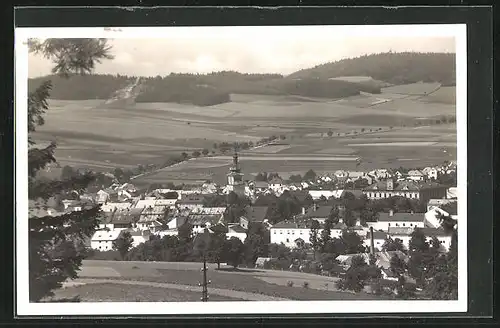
[286,280,294,287]
[302,281,310,289]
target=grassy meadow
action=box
[32,82,456,185]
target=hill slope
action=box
[287,52,456,86]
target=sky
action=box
[27,26,456,78]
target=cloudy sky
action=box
[27,26,456,78]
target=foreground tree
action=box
[224,237,245,268]
[28,38,114,301]
[113,231,134,259]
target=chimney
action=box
[369,226,375,255]
[302,207,306,215]
[389,209,394,217]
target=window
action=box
[410,223,413,227]
[388,223,391,227]
[396,223,399,227]
[273,231,276,234]
[286,239,289,243]
[403,223,405,227]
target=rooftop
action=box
[364,180,445,191]
[378,212,425,222]
[304,205,334,218]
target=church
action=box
[225,149,246,197]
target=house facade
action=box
[363,180,447,202]
[366,211,425,232]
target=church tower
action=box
[226,149,245,196]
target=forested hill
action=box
[28,52,455,106]
[287,52,456,86]
[28,71,381,107]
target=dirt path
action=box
[64,278,290,302]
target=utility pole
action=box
[198,254,211,302]
[194,230,212,302]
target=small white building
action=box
[387,227,452,252]
[270,221,310,248]
[422,167,439,180]
[407,170,425,181]
[227,224,247,243]
[308,189,343,200]
[269,177,285,194]
[129,229,151,247]
[90,229,123,251]
[366,210,425,232]
[363,230,389,252]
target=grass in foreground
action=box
[86,268,388,301]
[45,283,242,302]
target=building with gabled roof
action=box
[366,210,425,232]
[239,206,270,230]
[363,179,447,202]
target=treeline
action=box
[288,52,456,86]
[28,74,134,100]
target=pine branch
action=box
[29,172,95,200]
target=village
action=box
[30,150,458,285]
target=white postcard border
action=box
[15,24,468,316]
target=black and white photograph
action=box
[16,23,467,316]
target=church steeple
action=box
[226,146,244,196]
[231,148,240,173]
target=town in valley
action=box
[26,34,459,304]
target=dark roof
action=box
[378,212,425,222]
[178,194,207,204]
[253,181,269,188]
[340,190,364,198]
[364,180,446,192]
[110,209,143,224]
[367,230,388,240]
[419,227,449,237]
[229,225,247,233]
[242,206,269,222]
[304,205,334,218]
[269,177,284,184]
[186,214,220,226]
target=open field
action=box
[33,84,456,180]
[61,260,387,301]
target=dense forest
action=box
[28,52,455,106]
[28,74,134,100]
[287,52,456,85]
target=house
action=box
[186,214,223,234]
[387,227,452,252]
[129,229,151,247]
[96,189,118,204]
[111,208,143,231]
[101,202,132,213]
[347,171,372,185]
[424,207,454,229]
[269,177,284,194]
[334,170,349,180]
[369,169,391,180]
[336,250,407,270]
[270,221,311,248]
[363,230,389,251]
[176,194,207,211]
[363,179,447,202]
[446,187,458,199]
[137,205,168,232]
[422,167,439,180]
[239,206,270,230]
[90,229,123,251]
[426,199,456,212]
[227,224,247,243]
[251,181,269,193]
[303,204,334,224]
[366,210,425,232]
[308,189,343,200]
[407,170,425,181]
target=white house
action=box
[387,227,452,252]
[308,190,343,200]
[407,170,425,181]
[129,229,151,247]
[424,206,458,229]
[269,177,284,194]
[227,224,247,243]
[366,210,425,232]
[334,170,349,180]
[446,187,458,199]
[270,221,310,248]
[422,167,439,180]
[90,229,123,251]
